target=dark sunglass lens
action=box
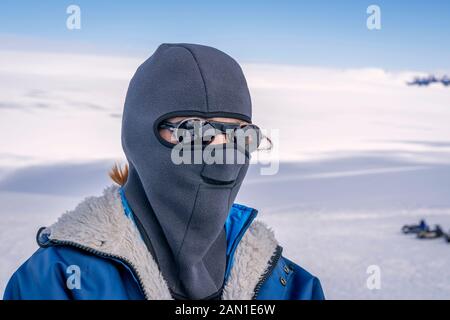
[183,119,197,129]
[244,125,262,147]
[230,125,260,153]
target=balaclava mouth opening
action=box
[121,43,252,300]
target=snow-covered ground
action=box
[1,156,450,299]
[1,49,449,299]
[263,207,450,299]
[240,157,450,299]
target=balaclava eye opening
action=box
[121,43,252,300]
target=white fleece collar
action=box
[44,185,279,300]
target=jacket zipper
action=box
[42,206,278,300]
[252,245,283,300]
[47,239,150,300]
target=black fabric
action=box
[121,43,252,300]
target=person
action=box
[401,219,429,234]
[4,43,324,300]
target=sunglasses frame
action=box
[158,117,270,152]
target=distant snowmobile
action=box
[407,75,450,87]
[417,225,444,239]
[441,76,450,86]
[402,219,429,234]
[407,77,433,86]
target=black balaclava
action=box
[121,43,252,300]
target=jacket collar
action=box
[40,185,279,300]
[118,186,259,283]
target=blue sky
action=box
[1,0,450,71]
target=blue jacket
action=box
[4,186,324,300]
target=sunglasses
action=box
[159,117,272,153]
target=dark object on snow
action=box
[402,219,428,234]
[407,75,450,87]
[417,225,444,239]
[445,232,450,243]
